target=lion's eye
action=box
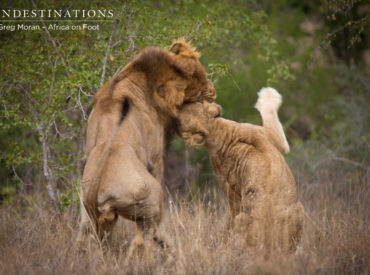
[157,85,165,97]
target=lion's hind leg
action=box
[274,202,304,252]
[123,176,166,258]
[289,202,304,251]
[233,212,263,248]
[125,209,164,260]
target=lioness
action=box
[79,40,216,248]
[176,88,304,252]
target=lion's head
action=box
[168,39,216,104]
[176,101,222,147]
[109,39,216,117]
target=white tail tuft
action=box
[255,87,282,113]
[254,87,290,154]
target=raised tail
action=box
[254,87,290,154]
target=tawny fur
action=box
[176,88,304,252]
[78,40,216,248]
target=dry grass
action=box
[0,164,369,274]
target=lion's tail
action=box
[254,87,290,154]
[85,97,131,222]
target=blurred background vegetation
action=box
[0,0,368,212]
[0,1,369,273]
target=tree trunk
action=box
[39,123,60,216]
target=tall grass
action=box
[0,157,368,275]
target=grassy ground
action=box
[0,158,369,275]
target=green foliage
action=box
[319,0,369,63]
[323,62,369,162]
[0,183,17,205]
[1,0,285,207]
[58,181,80,213]
[208,63,229,81]
[0,0,368,208]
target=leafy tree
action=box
[0,0,286,212]
[319,0,369,63]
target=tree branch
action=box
[15,82,61,215]
[100,20,119,87]
[310,14,369,64]
[77,86,88,120]
[48,57,58,105]
[39,122,61,216]
[186,22,203,42]
[125,13,136,54]
[31,0,71,77]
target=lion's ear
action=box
[169,42,182,55]
[189,132,206,147]
[169,40,200,76]
[181,131,207,147]
[169,39,201,59]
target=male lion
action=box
[79,39,216,249]
[176,88,304,252]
